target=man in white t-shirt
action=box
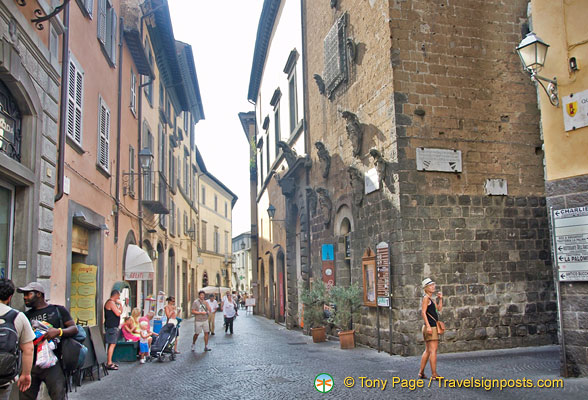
[0,279,35,400]
[206,295,218,335]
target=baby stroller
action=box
[150,322,178,362]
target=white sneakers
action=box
[191,343,195,352]
[140,359,145,364]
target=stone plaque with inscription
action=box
[416,148,462,173]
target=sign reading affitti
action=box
[553,206,588,281]
[562,89,588,132]
[376,242,390,307]
[416,148,462,173]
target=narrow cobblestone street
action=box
[69,312,588,400]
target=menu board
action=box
[376,242,390,307]
[70,263,97,325]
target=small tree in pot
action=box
[328,283,362,349]
[300,280,328,342]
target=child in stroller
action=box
[150,319,179,362]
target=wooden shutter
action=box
[97,0,106,45]
[85,0,94,17]
[67,59,83,145]
[130,71,136,113]
[98,98,110,170]
[109,9,117,63]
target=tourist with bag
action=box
[0,279,34,400]
[417,278,444,381]
[18,282,78,400]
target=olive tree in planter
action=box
[328,283,362,349]
[300,280,328,343]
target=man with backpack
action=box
[0,279,34,400]
[17,282,78,400]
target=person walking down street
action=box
[418,278,443,380]
[206,294,218,336]
[103,290,123,371]
[18,282,78,400]
[191,291,211,352]
[164,297,180,354]
[0,279,34,400]
[222,293,237,335]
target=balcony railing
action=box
[142,170,169,214]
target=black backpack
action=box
[0,310,21,386]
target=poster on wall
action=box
[70,263,97,325]
[362,248,377,307]
[376,242,390,307]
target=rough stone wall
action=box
[303,0,556,356]
[0,3,59,300]
[546,176,588,376]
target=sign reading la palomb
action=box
[562,89,588,132]
[553,205,588,281]
[416,148,462,173]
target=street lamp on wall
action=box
[516,32,559,107]
[138,148,154,171]
[267,204,285,222]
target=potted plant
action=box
[328,283,362,349]
[300,280,328,343]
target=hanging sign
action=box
[562,89,588,132]
[376,242,390,307]
[553,206,588,281]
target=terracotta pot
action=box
[338,329,355,349]
[311,327,326,343]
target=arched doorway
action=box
[268,254,275,320]
[335,205,354,287]
[168,248,175,296]
[122,231,137,308]
[157,242,164,293]
[143,240,154,297]
[277,251,286,323]
[259,260,265,316]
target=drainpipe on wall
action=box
[55,2,70,202]
[114,16,124,244]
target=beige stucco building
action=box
[526,0,588,377]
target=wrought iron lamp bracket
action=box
[17,0,70,31]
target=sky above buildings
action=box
[169,0,263,238]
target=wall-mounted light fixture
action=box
[123,148,154,195]
[267,204,285,222]
[516,32,559,107]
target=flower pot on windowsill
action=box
[311,326,327,343]
[338,329,355,349]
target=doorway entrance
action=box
[0,183,14,279]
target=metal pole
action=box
[550,207,568,377]
[376,306,380,352]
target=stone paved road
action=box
[70,313,588,400]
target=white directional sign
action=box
[553,206,588,281]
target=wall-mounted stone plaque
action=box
[323,13,348,98]
[484,178,508,196]
[416,148,462,173]
[364,168,380,194]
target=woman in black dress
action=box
[418,278,443,380]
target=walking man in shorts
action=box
[191,291,211,352]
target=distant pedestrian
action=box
[191,291,211,352]
[418,278,443,380]
[206,294,218,335]
[164,297,180,354]
[103,290,123,371]
[222,293,237,334]
[18,282,78,400]
[0,279,34,400]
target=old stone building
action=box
[295,0,557,356]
